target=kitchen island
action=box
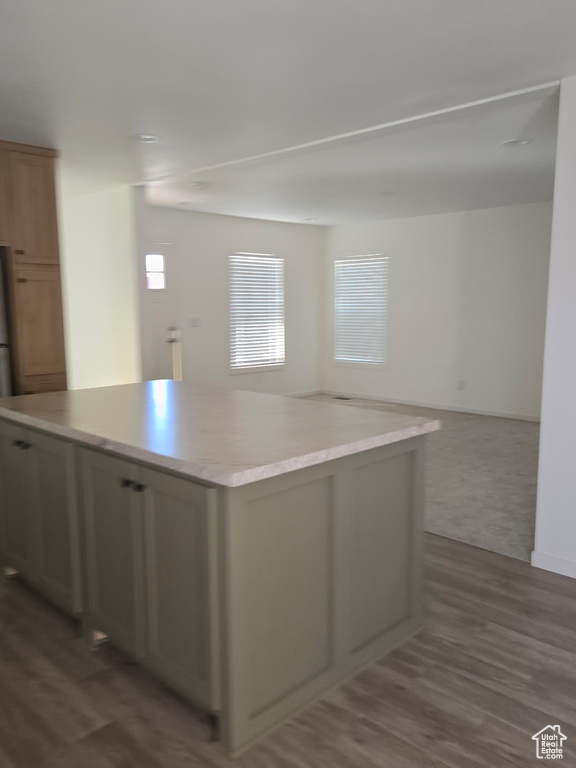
[0,381,440,754]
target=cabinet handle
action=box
[133,483,147,493]
[16,278,27,283]
[120,478,133,488]
[21,442,33,450]
[12,440,24,448]
[14,250,25,255]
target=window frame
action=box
[228,252,286,374]
[145,252,166,291]
[332,252,390,369]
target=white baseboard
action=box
[318,390,540,423]
[531,551,576,580]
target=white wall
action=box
[533,76,576,578]
[138,207,326,396]
[324,202,552,419]
[58,183,142,389]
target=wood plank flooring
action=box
[1,533,575,767]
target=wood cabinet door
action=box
[12,265,66,378]
[0,421,38,580]
[140,468,219,711]
[81,449,145,657]
[0,149,9,246]
[10,152,59,264]
[31,430,81,614]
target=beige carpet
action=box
[304,394,539,561]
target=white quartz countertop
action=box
[0,381,440,487]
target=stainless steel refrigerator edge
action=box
[0,261,11,397]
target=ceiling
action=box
[148,87,559,223]
[0,0,574,219]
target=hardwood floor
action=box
[1,533,575,767]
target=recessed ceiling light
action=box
[304,217,318,222]
[136,134,160,144]
[188,181,209,190]
[501,138,533,147]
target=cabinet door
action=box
[0,149,8,246]
[31,431,81,614]
[141,468,219,711]
[9,152,59,264]
[81,450,145,657]
[0,421,37,580]
[12,265,66,379]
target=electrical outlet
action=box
[457,380,466,391]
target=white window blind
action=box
[229,253,285,371]
[334,254,388,364]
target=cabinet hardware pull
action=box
[21,442,33,450]
[12,440,24,448]
[133,483,147,493]
[16,278,27,283]
[14,250,25,255]
[120,478,133,488]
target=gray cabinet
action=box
[80,450,220,711]
[218,440,424,754]
[0,421,81,613]
[0,413,425,756]
[141,466,220,710]
[81,450,144,657]
[0,422,37,580]
[33,431,81,613]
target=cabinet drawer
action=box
[20,373,67,395]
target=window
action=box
[146,253,165,290]
[229,253,285,371]
[334,254,388,364]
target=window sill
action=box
[230,365,286,375]
[332,360,388,370]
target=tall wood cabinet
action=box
[0,140,67,394]
[0,149,9,247]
